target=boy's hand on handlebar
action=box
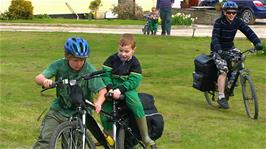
[42,79,53,88]
[94,102,102,113]
[113,89,121,100]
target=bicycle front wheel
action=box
[115,127,125,149]
[50,120,96,149]
[240,74,259,119]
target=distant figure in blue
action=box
[156,0,174,35]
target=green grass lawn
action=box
[0,31,266,148]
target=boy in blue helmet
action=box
[210,1,263,109]
[33,37,108,149]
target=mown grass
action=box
[0,31,266,148]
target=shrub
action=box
[0,11,11,20]
[34,14,51,19]
[6,0,33,20]
[171,13,197,26]
[112,1,143,20]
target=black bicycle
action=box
[204,48,259,119]
[41,70,107,149]
[41,70,145,149]
[92,93,147,149]
[142,14,151,35]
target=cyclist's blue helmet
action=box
[64,37,90,58]
[222,1,238,10]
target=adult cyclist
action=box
[210,1,263,109]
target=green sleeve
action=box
[42,62,58,79]
[119,72,142,93]
[102,65,113,90]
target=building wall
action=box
[0,0,181,15]
[0,0,118,15]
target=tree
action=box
[89,0,102,18]
[8,0,33,19]
[112,0,143,20]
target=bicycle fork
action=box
[112,100,118,143]
[82,109,86,149]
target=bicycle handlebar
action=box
[41,69,106,93]
[242,48,256,54]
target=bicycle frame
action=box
[225,49,251,98]
[85,97,145,149]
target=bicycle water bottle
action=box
[97,122,114,146]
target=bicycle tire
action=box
[115,127,125,149]
[204,91,219,107]
[240,74,259,119]
[50,120,96,149]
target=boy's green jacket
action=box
[42,58,106,117]
[101,53,142,92]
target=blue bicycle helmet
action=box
[222,1,238,10]
[64,37,90,58]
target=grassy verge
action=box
[0,32,266,148]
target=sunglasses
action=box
[226,11,237,15]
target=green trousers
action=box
[100,89,145,130]
[149,20,158,34]
[33,109,68,149]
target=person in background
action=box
[148,7,160,35]
[210,1,263,109]
[156,0,174,35]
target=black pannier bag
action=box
[138,93,164,140]
[193,54,217,91]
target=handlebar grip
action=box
[104,92,125,100]
[40,80,62,93]
[105,92,113,98]
[49,82,57,88]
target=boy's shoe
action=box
[217,97,229,109]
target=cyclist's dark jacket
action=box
[211,16,261,52]
[102,53,142,93]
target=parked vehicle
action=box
[231,0,266,24]
[199,0,266,24]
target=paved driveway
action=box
[1,21,265,38]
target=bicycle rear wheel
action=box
[204,90,219,107]
[50,120,96,149]
[240,75,259,119]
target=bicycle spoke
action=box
[50,121,96,149]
